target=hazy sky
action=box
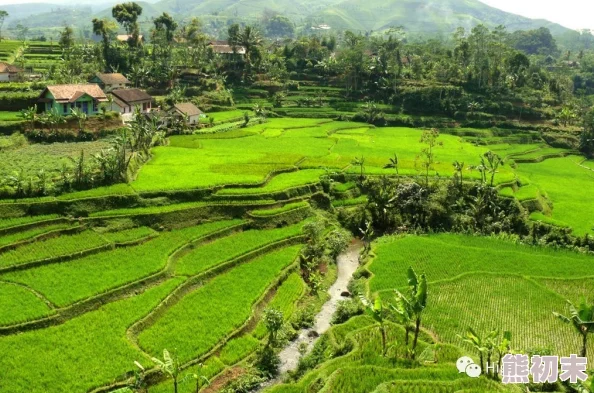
[480,0,594,30]
[0,0,592,31]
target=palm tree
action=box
[358,220,374,254]
[239,26,262,68]
[384,153,399,181]
[47,107,66,133]
[152,349,182,393]
[452,161,465,190]
[467,101,480,116]
[361,295,388,356]
[494,331,512,380]
[481,151,503,187]
[554,300,594,357]
[69,150,87,188]
[352,156,365,181]
[263,308,284,348]
[558,106,577,127]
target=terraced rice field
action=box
[515,155,594,235]
[0,197,311,393]
[264,315,518,393]
[132,119,516,192]
[369,234,594,362]
[1,116,593,393]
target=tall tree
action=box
[92,18,115,67]
[153,12,177,43]
[59,26,74,51]
[239,26,262,70]
[580,108,594,158]
[112,2,143,46]
[418,128,442,186]
[0,10,8,42]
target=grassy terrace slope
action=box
[0,220,243,307]
[265,315,519,393]
[131,119,515,192]
[138,245,301,362]
[369,234,594,362]
[515,155,594,235]
[0,277,184,393]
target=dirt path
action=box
[257,240,362,390]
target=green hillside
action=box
[317,0,570,34]
[2,0,571,36]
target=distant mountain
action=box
[1,0,572,37]
[316,0,571,35]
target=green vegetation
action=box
[133,121,516,192]
[516,156,594,235]
[219,335,260,365]
[0,223,75,248]
[99,226,156,243]
[253,273,305,338]
[369,234,594,358]
[0,230,108,268]
[0,282,55,325]
[2,5,594,392]
[216,170,325,196]
[250,201,309,217]
[0,214,61,230]
[1,220,242,306]
[175,223,304,275]
[0,277,183,393]
[138,245,301,362]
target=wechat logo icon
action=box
[457,356,482,378]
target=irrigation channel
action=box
[257,239,363,390]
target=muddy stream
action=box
[256,239,363,391]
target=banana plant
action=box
[495,331,512,380]
[19,105,37,133]
[70,107,88,133]
[554,299,594,357]
[391,288,415,357]
[152,349,181,393]
[406,267,427,359]
[457,327,487,372]
[179,362,209,393]
[361,295,388,356]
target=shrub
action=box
[291,305,316,329]
[220,369,265,393]
[255,345,281,377]
[331,299,364,325]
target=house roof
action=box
[111,88,152,105]
[0,62,23,73]
[94,72,131,85]
[40,84,108,103]
[117,34,144,42]
[207,41,246,55]
[173,102,203,117]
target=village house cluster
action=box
[36,72,204,124]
